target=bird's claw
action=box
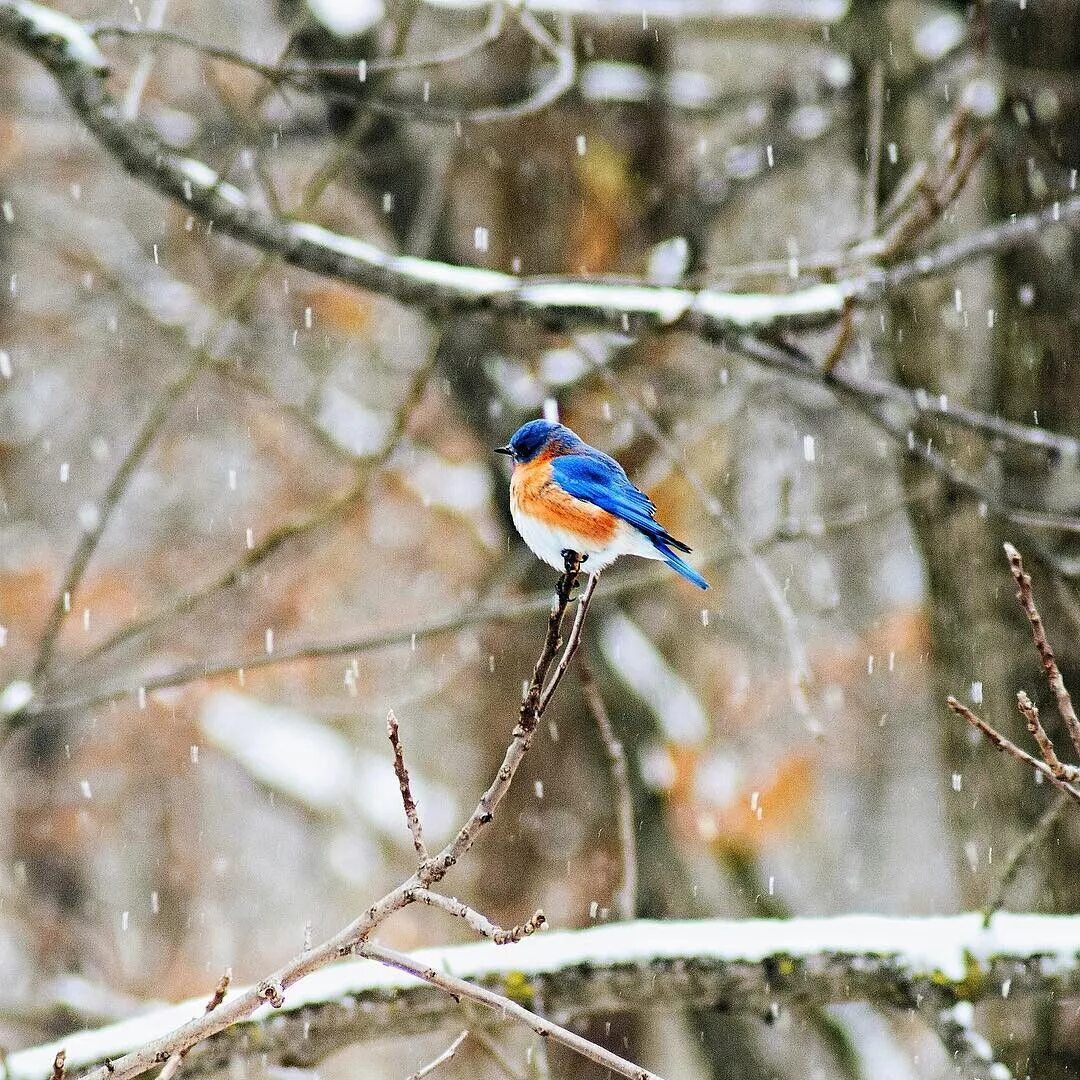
[560,549,587,574]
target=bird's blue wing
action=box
[551,453,664,540]
[551,452,708,589]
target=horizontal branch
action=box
[7,914,1080,1080]
[31,493,905,717]
[3,0,1079,345]
[417,0,850,26]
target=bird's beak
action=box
[494,445,514,456]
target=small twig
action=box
[51,1050,66,1080]
[411,888,545,944]
[946,697,1080,804]
[155,971,231,1080]
[358,942,666,1080]
[983,791,1070,926]
[577,650,637,920]
[406,1029,470,1080]
[1016,692,1080,782]
[388,710,429,863]
[1005,542,1080,759]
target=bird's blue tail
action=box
[654,541,709,590]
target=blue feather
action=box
[551,454,709,589]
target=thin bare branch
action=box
[358,941,666,1080]
[538,570,599,714]
[31,490,918,718]
[983,791,1070,925]
[388,710,429,863]
[578,650,637,920]
[36,560,590,1080]
[410,889,545,944]
[1016,691,1080,783]
[406,1030,470,1080]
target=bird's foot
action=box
[560,549,586,574]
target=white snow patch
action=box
[317,388,392,458]
[174,159,248,209]
[0,680,34,718]
[395,256,517,298]
[692,281,849,329]
[290,222,392,267]
[305,0,385,36]
[516,282,691,325]
[16,1,108,70]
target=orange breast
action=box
[512,454,619,544]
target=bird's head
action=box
[495,420,582,464]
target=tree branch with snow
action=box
[7,914,1080,1080]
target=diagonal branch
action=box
[388,710,429,863]
[358,941,665,1080]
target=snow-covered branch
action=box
[6,914,1080,1080]
[3,0,1080,349]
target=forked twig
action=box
[578,649,638,920]
[947,544,1080,809]
[947,697,1080,805]
[537,569,599,714]
[1005,542,1080,759]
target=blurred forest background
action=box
[2,0,1080,1076]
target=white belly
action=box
[510,499,663,573]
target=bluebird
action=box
[496,419,709,589]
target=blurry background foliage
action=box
[2,0,1080,1075]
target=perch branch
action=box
[12,559,596,1080]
